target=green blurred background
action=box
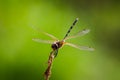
[0,0,120,80]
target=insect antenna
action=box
[63,18,79,40]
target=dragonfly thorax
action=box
[51,40,64,50]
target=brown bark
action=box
[44,51,55,80]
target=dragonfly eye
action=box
[51,43,59,50]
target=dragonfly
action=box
[33,18,94,57]
[33,18,94,80]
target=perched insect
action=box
[33,18,94,57]
[33,18,94,80]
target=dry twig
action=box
[44,51,55,80]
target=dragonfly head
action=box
[51,40,65,50]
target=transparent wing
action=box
[32,26,58,40]
[65,42,94,51]
[64,29,90,40]
[32,38,53,44]
[41,31,58,40]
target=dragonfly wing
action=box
[65,42,94,51]
[65,29,90,40]
[32,38,53,44]
[42,31,58,40]
[32,26,58,40]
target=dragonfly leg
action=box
[50,50,58,58]
[54,50,58,58]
